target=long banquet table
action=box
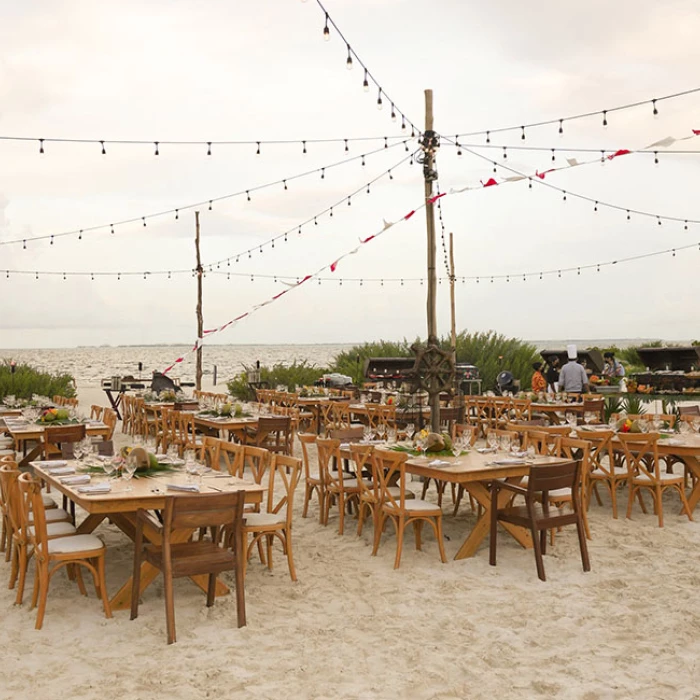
[33,461,264,611]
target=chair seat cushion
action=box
[548,487,572,500]
[29,522,77,538]
[244,512,285,528]
[42,494,58,508]
[29,508,71,524]
[48,534,104,554]
[633,473,684,484]
[385,497,440,513]
[591,467,627,477]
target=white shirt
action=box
[558,361,588,392]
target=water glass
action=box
[486,432,498,450]
[404,423,415,440]
[122,459,137,491]
[498,435,511,452]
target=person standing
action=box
[603,351,625,378]
[558,345,589,395]
[545,356,560,393]
[531,362,547,393]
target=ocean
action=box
[0,338,671,386]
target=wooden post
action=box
[195,211,203,392]
[423,89,441,433]
[449,232,457,362]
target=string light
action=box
[39,139,44,154]
[363,69,369,92]
[322,12,330,40]
[346,44,353,69]
[100,141,106,155]
[154,142,159,156]
[376,88,383,110]
[207,142,212,156]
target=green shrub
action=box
[447,331,539,391]
[0,360,76,401]
[227,360,326,399]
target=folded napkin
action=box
[34,460,69,470]
[166,483,200,492]
[48,466,76,475]
[665,438,683,446]
[428,459,451,467]
[339,443,350,450]
[477,447,497,454]
[77,483,112,494]
[60,474,91,485]
[492,458,527,465]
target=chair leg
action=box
[338,493,345,535]
[576,517,591,573]
[434,516,447,564]
[678,485,694,521]
[531,526,546,582]
[15,547,28,605]
[655,486,664,527]
[372,512,385,556]
[302,484,312,518]
[206,573,217,607]
[413,519,423,551]
[453,486,464,517]
[164,572,176,645]
[96,555,112,619]
[34,565,50,630]
[285,531,297,582]
[393,517,405,569]
[130,531,143,620]
[610,481,619,519]
[489,498,498,567]
[234,530,247,627]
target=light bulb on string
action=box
[207,142,211,156]
[175,210,179,221]
[551,149,555,162]
[78,230,83,240]
[653,99,658,117]
[100,141,106,155]
[602,111,608,127]
[50,235,54,245]
[321,168,325,179]
[246,191,251,201]
[658,217,662,226]
[346,45,353,69]
[626,210,631,221]
[283,180,288,191]
[384,136,388,149]
[363,69,369,92]
[208,201,212,211]
[558,119,564,137]
[39,139,44,154]
[347,196,352,206]
[329,207,333,218]
[388,169,393,180]
[302,141,307,154]
[562,191,567,202]
[323,13,330,40]
[401,116,406,130]
[256,142,261,155]
[142,217,146,227]
[376,88,383,110]
[391,105,396,121]
[684,220,688,230]
[528,179,532,189]
[366,184,370,194]
[594,201,598,212]
[654,151,659,165]
[154,142,159,155]
[502,147,507,160]
[23,240,26,249]
[520,126,525,140]
[110,225,114,235]
[485,131,490,144]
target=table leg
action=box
[453,479,532,560]
[18,442,43,468]
[76,513,108,535]
[683,456,700,512]
[107,513,229,611]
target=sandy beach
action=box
[2,387,700,700]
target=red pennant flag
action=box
[404,210,416,220]
[233,313,248,321]
[163,364,174,374]
[272,289,289,300]
[693,129,700,135]
[607,149,631,160]
[428,193,446,204]
[361,234,376,244]
[330,260,339,272]
[482,178,498,187]
[298,275,312,285]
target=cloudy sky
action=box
[1,0,699,349]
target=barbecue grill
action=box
[631,347,700,394]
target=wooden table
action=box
[531,402,586,424]
[4,418,111,466]
[193,414,259,443]
[33,462,264,611]
[405,451,568,560]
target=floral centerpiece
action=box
[198,402,250,418]
[37,407,76,424]
[616,418,644,433]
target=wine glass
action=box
[679,420,691,436]
[566,412,577,430]
[486,432,498,451]
[584,411,595,426]
[498,434,511,453]
[103,457,118,482]
[404,423,414,441]
[386,427,397,445]
[122,457,137,491]
[362,426,374,443]
[526,444,536,461]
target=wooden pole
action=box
[423,89,441,433]
[195,211,203,392]
[449,232,457,360]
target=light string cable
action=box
[202,235,700,285]
[448,86,700,141]
[159,188,434,373]
[0,137,413,249]
[444,137,700,229]
[311,0,421,137]
[435,181,452,279]
[0,132,409,156]
[1,149,417,280]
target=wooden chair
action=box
[247,416,292,455]
[176,412,204,457]
[298,433,323,519]
[438,406,463,438]
[489,460,590,581]
[241,454,301,581]
[121,395,135,435]
[372,449,447,568]
[618,432,693,527]
[130,490,247,644]
[90,405,104,420]
[679,405,700,417]
[577,429,627,518]
[43,424,86,460]
[2,464,76,605]
[581,398,605,424]
[349,443,377,537]
[102,408,117,440]
[18,472,111,629]
[316,437,360,534]
[329,426,364,442]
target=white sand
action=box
[2,388,700,699]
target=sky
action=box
[1,0,700,349]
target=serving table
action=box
[33,462,264,611]
[3,418,111,466]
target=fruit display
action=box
[38,407,70,423]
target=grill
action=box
[631,347,700,394]
[363,357,416,383]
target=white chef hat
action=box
[567,344,577,359]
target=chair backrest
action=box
[163,490,246,550]
[510,398,532,421]
[202,436,223,471]
[576,429,615,475]
[439,406,463,434]
[679,405,700,417]
[329,427,364,442]
[220,440,245,477]
[315,437,341,489]
[0,462,21,542]
[522,430,558,456]
[254,416,292,454]
[331,402,351,429]
[554,437,591,486]
[372,448,409,510]
[454,424,478,446]
[349,443,375,501]
[525,461,582,512]
[265,454,302,528]
[617,432,661,479]
[90,405,104,420]
[102,408,117,439]
[242,445,269,484]
[17,472,46,553]
[43,424,87,459]
[297,433,317,480]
